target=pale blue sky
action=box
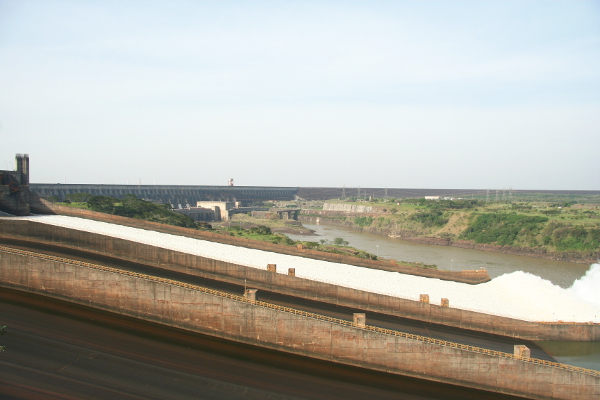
[1,1,599,190]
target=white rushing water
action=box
[8,215,600,323]
[568,263,600,308]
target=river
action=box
[287,223,590,288]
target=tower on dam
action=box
[0,154,32,215]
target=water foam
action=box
[568,263,600,308]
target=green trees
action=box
[87,195,198,228]
[65,192,92,203]
[249,226,272,235]
[461,213,548,246]
[88,195,118,213]
[411,210,448,228]
[354,216,373,227]
[457,211,599,251]
[303,241,319,249]
[333,237,349,246]
[550,226,600,251]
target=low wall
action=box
[1,219,598,342]
[26,200,491,284]
[0,248,598,400]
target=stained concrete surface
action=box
[0,288,527,400]
[0,238,555,361]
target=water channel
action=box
[286,222,600,371]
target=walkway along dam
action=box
[0,204,599,399]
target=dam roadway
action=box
[0,239,555,362]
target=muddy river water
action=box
[287,223,591,288]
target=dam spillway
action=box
[1,243,598,400]
[6,214,600,325]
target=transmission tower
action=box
[495,190,499,202]
[486,189,490,203]
[342,185,346,200]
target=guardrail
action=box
[1,244,598,377]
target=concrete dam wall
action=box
[1,217,597,342]
[30,184,299,206]
[0,246,598,400]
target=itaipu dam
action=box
[1,154,600,399]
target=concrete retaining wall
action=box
[1,219,598,342]
[323,203,373,213]
[0,250,598,400]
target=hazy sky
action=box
[1,1,599,190]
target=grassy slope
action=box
[302,198,600,257]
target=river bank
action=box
[299,213,599,265]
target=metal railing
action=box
[1,245,598,377]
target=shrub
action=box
[249,226,272,235]
[354,216,373,227]
[411,210,448,228]
[461,213,548,246]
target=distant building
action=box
[196,201,235,221]
[252,208,299,220]
[176,201,270,222]
[173,207,216,222]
